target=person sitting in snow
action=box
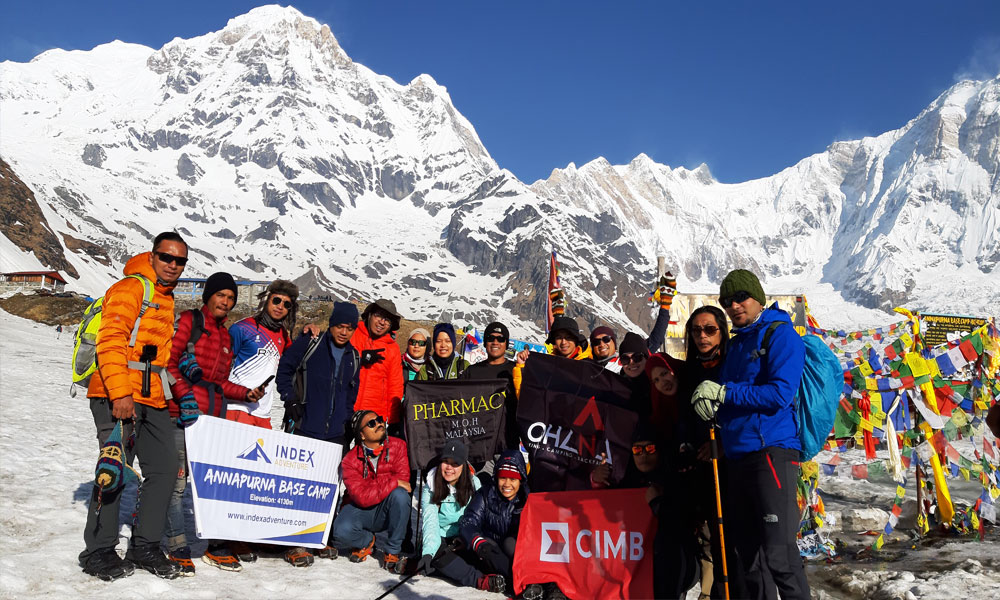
[332,410,411,575]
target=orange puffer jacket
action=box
[350,320,404,423]
[87,252,177,408]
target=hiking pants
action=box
[164,422,188,552]
[432,543,484,588]
[726,447,809,600]
[81,398,178,557]
[332,486,410,554]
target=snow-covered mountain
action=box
[1,5,997,335]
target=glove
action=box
[691,380,726,421]
[286,402,304,423]
[177,393,201,428]
[658,272,678,310]
[473,537,507,575]
[416,554,435,575]
[178,352,203,384]
[549,287,566,316]
[360,348,385,367]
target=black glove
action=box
[474,538,507,575]
[286,402,304,423]
[360,348,385,367]
[416,554,435,575]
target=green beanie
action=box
[719,269,766,306]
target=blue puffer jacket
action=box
[717,304,804,459]
[459,450,529,549]
[276,333,359,441]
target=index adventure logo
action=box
[236,439,272,463]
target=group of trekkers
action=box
[78,231,812,600]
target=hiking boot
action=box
[379,551,407,575]
[284,546,314,568]
[81,547,134,581]
[522,583,544,600]
[543,582,568,600]
[315,545,338,559]
[202,546,243,572]
[348,534,376,563]
[125,544,180,579]
[477,573,506,593]
[168,547,196,577]
[229,541,258,563]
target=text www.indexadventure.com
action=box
[227,511,306,527]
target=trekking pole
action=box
[373,571,419,600]
[709,422,730,600]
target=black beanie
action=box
[484,321,510,346]
[329,301,359,328]
[618,331,648,356]
[203,272,237,304]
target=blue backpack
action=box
[760,322,844,461]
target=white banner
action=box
[185,416,343,548]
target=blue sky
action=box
[3,1,998,184]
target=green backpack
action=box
[71,274,155,397]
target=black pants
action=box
[726,447,809,600]
[81,398,178,558]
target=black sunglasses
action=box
[719,290,752,308]
[593,335,614,345]
[691,325,720,336]
[270,296,292,309]
[408,339,427,347]
[619,352,646,366]
[485,334,507,343]
[155,251,188,266]
[364,415,385,429]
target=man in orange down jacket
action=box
[78,232,188,581]
[350,299,405,437]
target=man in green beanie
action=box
[690,268,809,599]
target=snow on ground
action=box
[0,309,497,599]
[1,307,997,599]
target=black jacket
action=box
[459,450,529,547]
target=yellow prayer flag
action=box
[960,468,970,481]
[860,362,874,376]
[896,485,906,497]
[899,332,914,349]
[907,353,930,377]
[859,417,874,432]
[866,378,879,391]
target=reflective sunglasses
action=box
[691,325,720,337]
[408,339,427,347]
[485,334,507,343]
[618,352,646,366]
[270,296,292,309]
[719,290,752,308]
[631,443,657,456]
[155,251,188,266]
[364,415,385,429]
[593,335,614,345]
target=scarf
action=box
[257,312,283,332]
[403,352,425,372]
[698,348,721,370]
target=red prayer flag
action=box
[513,489,655,599]
[959,340,978,362]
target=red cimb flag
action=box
[513,488,655,599]
[546,251,564,333]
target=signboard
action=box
[920,313,988,349]
[513,488,655,599]
[403,378,509,470]
[185,416,343,548]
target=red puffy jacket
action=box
[340,436,410,509]
[350,321,404,423]
[167,306,250,418]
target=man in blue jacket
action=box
[276,301,360,564]
[690,269,809,600]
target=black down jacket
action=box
[459,449,529,547]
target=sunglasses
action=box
[155,251,188,266]
[408,339,427,347]
[719,290,752,308]
[618,353,646,366]
[364,415,385,429]
[485,334,507,343]
[631,443,657,456]
[270,296,292,309]
[691,325,720,337]
[593,335,614,345]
